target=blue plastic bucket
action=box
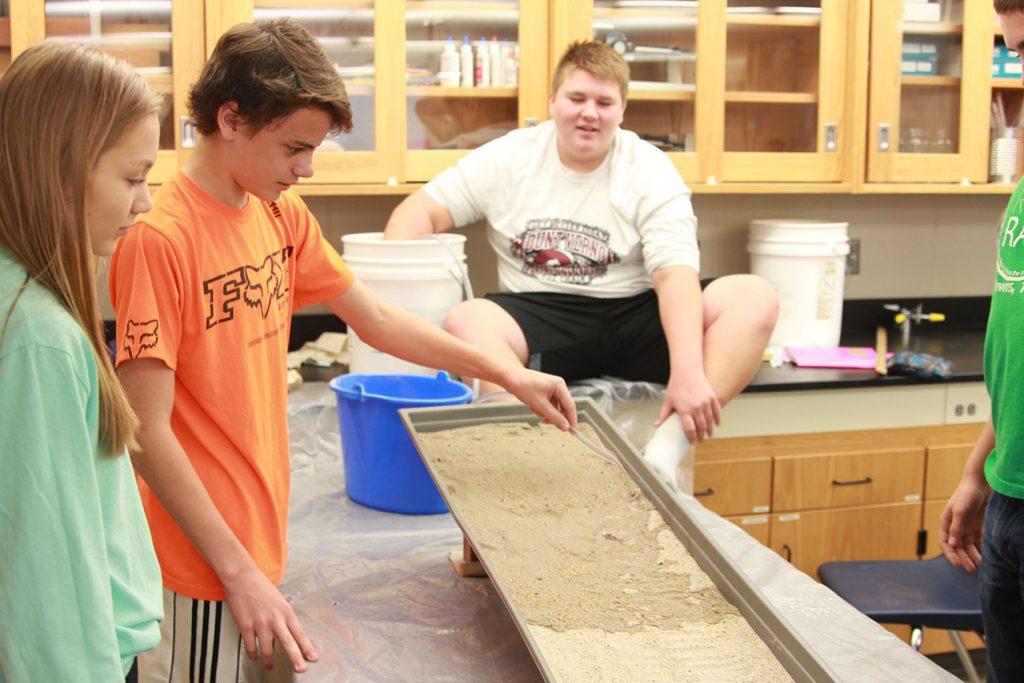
[329,371,472,514]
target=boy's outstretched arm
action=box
[382,190,455,240]
[120,359,318,673]
[326,280,577,430]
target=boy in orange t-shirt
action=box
[112,19,576,682]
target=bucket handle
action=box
[351,382,368,402]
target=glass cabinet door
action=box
[718,0,847,182]
[591,0,699,180]
[37,0,204,183]
[211,2,400,184]
[404,1,544,181]
[867,0,990,183]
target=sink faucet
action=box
[883,303,946,345]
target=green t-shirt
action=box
[986,180,1024,499]
[0,248,162,681]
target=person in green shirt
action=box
[942,4,1024,680]
[0,43,164,682]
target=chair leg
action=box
[910,626,923,651]
[948,631,982,683]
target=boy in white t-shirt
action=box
[385,41,777,453]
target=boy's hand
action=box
[501,367,577,431]
[222,564,318,672]
[939,476,990,573]
[656,370,721,443]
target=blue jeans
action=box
[981,491,1024,682]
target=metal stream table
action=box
[278,382,957,682]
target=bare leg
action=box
[700,274,779,405]
[442,299,530,396]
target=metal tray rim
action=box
[400,398,837,683]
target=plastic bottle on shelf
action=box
[460,36,473,88]
[489,36,502,87]
[503,42,519,88]
[475,37,490,87]
[439,36,460,87]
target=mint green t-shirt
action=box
[986,181,1024,499]
[0,248,162,681]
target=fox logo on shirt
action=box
[203,246,293,329]
[242,255,284,319]
[123,319,159,359]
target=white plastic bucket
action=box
[747,219,850,348]
[341,233,468,376]
[342,232,466,261]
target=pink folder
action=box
[786,346,886,370]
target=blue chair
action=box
[819,556,984,683]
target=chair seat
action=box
[819,555,983,632]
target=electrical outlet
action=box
[846,238,861,275]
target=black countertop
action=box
[747,329,985,393]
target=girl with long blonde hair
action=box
[0,42,164,682]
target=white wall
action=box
[98,192,1007,319]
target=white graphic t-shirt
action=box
[424,120,699,299]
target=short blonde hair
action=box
[551,40,629,101]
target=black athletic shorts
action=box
[485,281,710,384]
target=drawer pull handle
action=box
[694,488,715,497]
[832,476,874,487]
[782,544,793,563]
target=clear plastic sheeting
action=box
[284,382,956,682]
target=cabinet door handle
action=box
[782,544,793,562]
[877,123,891,151]
[694,488,714,497]
[831,476,874,487]
[824,122,838,151]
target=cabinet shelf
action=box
[901,75,962,87]
[629,84,695,101]
[726,14,821,29]
[406,86,516,98]
[254,0,372,9]
[993,78,1023,89]
[902,21,963,36]
[725,91,817,104]
[406,1,517,11]
[593,8,697,28]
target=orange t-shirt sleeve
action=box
[109,225,183,371]
[283,192,355,310]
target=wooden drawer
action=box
[769,502,922,578]
[726,514,770,545]
[925,444,973,500]
[693,458,772,516]
[772,447,925,512]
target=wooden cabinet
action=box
[925,443,973,499]
[698,423,985,656]
[207,2,402,184]
[550,0,855,184]
[402,2,548,181]
[770,502,922,578]
[772,447,925,512]
[4,1,1015,193]
[13,0,205,184]
[866,0,992,183]
[693,457,771,516]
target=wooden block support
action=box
[449,536,486,578]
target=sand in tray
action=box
[418,422,792,682]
